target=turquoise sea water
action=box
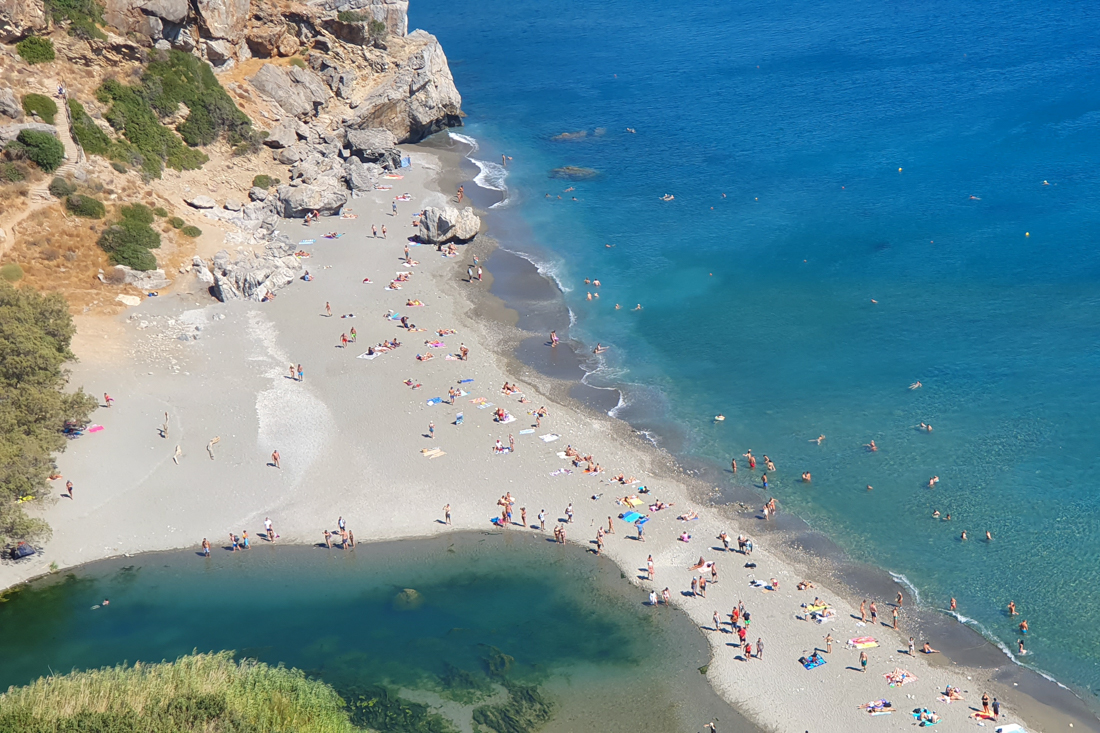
[412,0,1100,696]
[0,534,747,732]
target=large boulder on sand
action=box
[275,183,347,218]
[418,206,480,244]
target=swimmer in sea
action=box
[928,475,939,488]
[714,414,725,422]
[865,440,877,452]
[932,510,940,518]
[634,304,643,311]
[615,304,622,309]
[811,434,825,445]
[909,381,922,390]
[961,530,968,541]
[593,343,608,354]
[944,513,951,520]
[867,485,873,491]
[969,195,981,200]
[1008,600,1017,616]
[985,531,992,541]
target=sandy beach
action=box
[1,143,1096,733]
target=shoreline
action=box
[0,137,1095,733]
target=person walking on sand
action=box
[372,224,378,237]
[607,516,614,534]
[444,504,451,524]
[550,330,559,348]
[896,591,903,607]
[743,642,752,660]
[392,200,398,216]
[467,264,474,282]
[325,302,332,317]
[65,480,73,499]
[271,450,281,469]
[539,509,546,530]
[649,590,658,606]
[477,266,483,281]
[381,225,387,238]
[520,507,527,527]
[341,333,348,348]
[713,610,721,631]
[290,365,296,380]
[870,601,878,625]
[324,530,332,549]
[637,522,645,542]
[860,650,868,672]
[908,636,916,656]
[104,393,113,407]
[509,434,515,452]
[892,606,899,630]
[566,502,574,523]
[647,554,654,580]
[297,364,304,382]
[429,421,435,439]
[202,538,210,557]
[756,637,763,659]
[350,327,357,343]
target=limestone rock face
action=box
[187,195,217,209]
[345,127,400,169]
[346,31,462,143]
[211,240,302,302]
[114,265,171,290]
[0,122,56,144]
[418,206,480,244]
[249,64,329,119]
[249,186,268,201]
[0,0,48,43]
[344,157,380,191]
[310,0,408,37]
[0,88,22,121]
[139,0,189,24]
[204,38,235,63]
[192,256,215,286]
[276,183,348,218]
[263,120,298,149]
[195,0,250,41]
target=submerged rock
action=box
[393,588,423,610]
[549,166,599,180]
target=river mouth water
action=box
[0,532,756,733]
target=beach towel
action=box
[884,668,917,687]
[539,434,561,442]
[323,233,344,239]
[426,397,443,405]
[374,184,393,190]
[805,604,828,613]
[620,511,642,523]
[557,451,568,459]
[500,414,516,424]
[383,174,404,179]
[298,239,315,245]
[420,448,445,459]
[357,352,380,360]
[459,378,475,384]
[445,355,460,360]
[625,497,645,507]
[636,516,649,525]
[386,313,402,320]
[848,636,879,649]
[550,468,573,476]
[477,402,494,410]
[519,429,535,434]
[87,424,104,433]
[800,656,826,670]
[396,194,412,201]
[427,341,446,348]
[340,213,358,219]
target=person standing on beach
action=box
[290,365,296,380]
[539,509,546,530]
[467,264,474,282]
[992,698,1000,719]
[607,516,614,534]
[756,638,763,659]
[647,555,654,580]
[341,333,348,348]
[870,601,878,626]
[104,393,113,407]
[325,302,332,317]
[743,642,752,660]
[324,530,332,548]
[520,507,527,527]
[444,504,451,524]
[860,651,868,672]
[662,587,671,604]
[713,610,721,631]
[550,330,559,348]
[477,266,483,281]
[381,225,387,238]
[896,591,903,607]
[637,522,645,542]
[271,450,280,469]
[65,480,73,499]
[824,633,833,653]
[509,434,515,452]
[457,185,464,202]
[908,636,916,656]
[981,693,990,716]
[429,421,435,439]
[392,200,398,216]
[691,577,699,596]
[860,600,867,623]
[350,327,356,343]
[649,590,658,606]
[372,224,378,237]
[202,538,210,557]
[892,606,899,630]
[566,503,574,523]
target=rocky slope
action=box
[0,0,477,305]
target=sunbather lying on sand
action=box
[943,686,964,700]
[406,299,424,307]
[416,353,434,361]
[678,510,699,521]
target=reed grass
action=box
[0,652,359,732]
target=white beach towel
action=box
[357,352,381,360]
[539,434,561,443]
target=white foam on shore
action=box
[470,158,512,209]
[247,310,335,487]
[498,244,572,294]
[889,571,922,606]
[447,131,479,152]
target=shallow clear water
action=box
[412,0,1100,695]
[0,533,748,732]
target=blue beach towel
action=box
[458,378,475,384]
[426,398,443,405]
[635,517,649,525]
[519,429,535,435]
[299,239,315,245]
[801,656,826,670]
[620,511,642,523]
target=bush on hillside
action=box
[120,202,154,225]
[16,37,55,64]
[152,206,168,217]
[0,264,23,282]
[252,174,280,189]
[96,78,207,177]
[143,51,254,147]
[65,194,105,218]
[180,225,202,238]
[337,9,369,22]
[0,281,96,545]
[0,162,27,183]
[289,57,307,69]
[45,0,106,40]
[12,130,65,172]
[48,176,76,197]
[98,206,161,270]
[368,19,387,39]
[68,99,112,156]
[168,216,184,229]
[22,94,57,124]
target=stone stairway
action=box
[30,84,83,203]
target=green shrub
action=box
[14,130,65,172]
[337,9,369,22]
[16,37,55,65]
[65,194,105,218]
[153,206,168,217]
[68,99,112,156]
[289,56,307,69]
[111,161,128,173]
[168,216,184,229]
[252,174,280,189]
[120,202,154,225]
[96,77,207,177]
[109,242,158,270]
[22,94,58,124]
[0,264,23,282]
[0,653,357,732]
[368,19,387,38]
[0,162,26,183]
[48,177,76,197]
[44,0,106,40]
[180,225,202,238]
[142,51,253,147]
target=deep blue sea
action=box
[412,0,1100,696]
